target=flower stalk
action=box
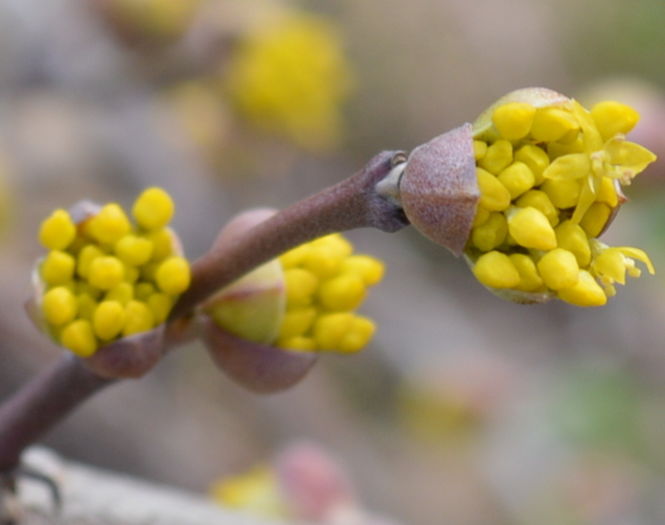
[0,149,406,475]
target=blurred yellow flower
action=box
[224,12,353,151]
[210,466,285,519]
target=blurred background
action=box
[2,0,665,523]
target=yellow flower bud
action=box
[147,293,173,324]
[591,101,639,140]
[473,140,487,160]
[514,144,549,185]
[530,107,579,142]
[42,286,78,326]
[318,273,366,311]
[278,308,316,340]
[491,102,535,141]
[132,187,175,231]
[60,319,97,357]
[77,244,105,278]
[472,251,520,289]
[146,228,174,261]
[312,233,353,258]
[509,254,543,292]
[471,212,507,251]
[115,234,154,266]
[284,268,318,307]
[76,293,98,321]
[497,162,535,199]
[301,245,344,278]
[541,178,582,209]
[515,190,558,226]
[87,203,131,245]
[558,270,607,307]
[41,250,76,286]
[312,312,353,350]
[472,206,490,228]
[122,300,154,336]
[135,281,156,301]
[555,220,591,266]
[537,249,579,290]
[477,168,511,211]
[479,139,513,173]
[337,315,376,353]
[155,256,191,295]
[93,300,126,341]
[279,244,310,268]
[507,207,556,250]
[580,202,612,237]
[340,255,385,286]
[105,282,134,305]
[88,256,125,290]
[39,209,76,250]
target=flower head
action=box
[33,187,191,357]
[224,11,353,151]
[205,232,384,355]
[466,88,656,306]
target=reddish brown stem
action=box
[0,355,111,472]
[170,149,406,319]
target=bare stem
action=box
[0,355,111,472]
[170,149,406,319]
[0,149,408,476]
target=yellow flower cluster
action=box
[210,466,285,519]
[468,98,656,306]
[277,234,383,353]
[37,188,191,357]
[224,12,353,151]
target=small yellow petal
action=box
[604,139,657,179]
[542,153,590,180]
[42,286,78,326]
